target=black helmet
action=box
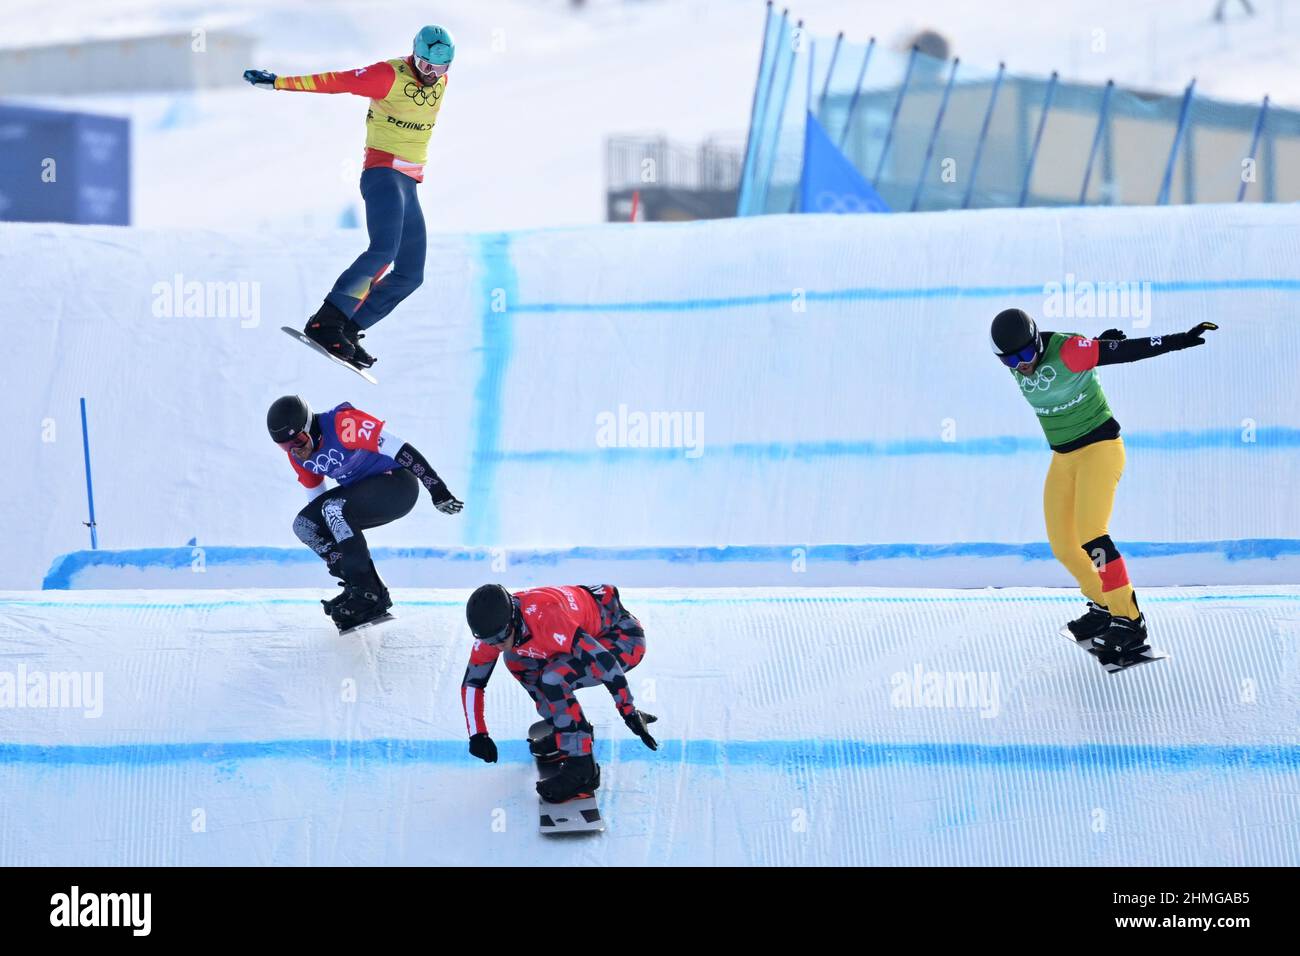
[990,308,1041,360]
[267,395,312,443]
[466,584,515,642]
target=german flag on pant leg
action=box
[1083,534,1139,620]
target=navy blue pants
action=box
[326,167,426,330]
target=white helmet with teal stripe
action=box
[413,24,455,79]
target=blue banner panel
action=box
[800,110,889,213]
[0,103,129,224]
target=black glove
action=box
[243,69,278,90]
[623,710,658,751]
[1097,328,1127,341]
[1182,321,1219,346]
[468,733,497,763]
[433,489,463,515]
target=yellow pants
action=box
[1042,438,1139,619]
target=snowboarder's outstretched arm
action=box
[571,631,658,750]
[243,62,396,97]
[462,644,501,762]
[1058,323,1219,372]
[391,440,463,514]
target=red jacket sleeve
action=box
[333,408,385,452]
[1059,335,1101,373]
[287,452,323,489]
[461,640,502,737]
[274,62,395,98]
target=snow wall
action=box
[9,203,1300,590]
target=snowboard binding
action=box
[528,719,605,833]
[329,563,393,635]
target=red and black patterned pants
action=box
[508,585,646,755]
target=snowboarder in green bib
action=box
[989,308,1218,663]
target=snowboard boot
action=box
[320,579,348,618]
[331,584,392,632]
[304,301,356,362]
[330,563,392,632]
[529,720,593,764]
[536,753,601,803]
[1063,601,1112,643]
[529,729,563,764]
[1091,613,1149,664]
[343,318,376,368]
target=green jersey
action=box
[1011,332,1115,448]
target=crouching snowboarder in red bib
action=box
[461,583,657,803]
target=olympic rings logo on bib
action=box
[403,82,441,106]
[304,447,345,474]
[1019,364,1057,392]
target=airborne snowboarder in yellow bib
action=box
[244,25,454,371]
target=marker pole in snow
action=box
[79,397,98,550]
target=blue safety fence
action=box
[737,4,1298,215]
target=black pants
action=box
[292,470,419,581]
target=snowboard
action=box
[528,720,604,834]
[1059,625,1168,673]
[282,326,378,384]
[338,612,395,637]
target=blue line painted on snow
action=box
[39,539,1300,590]
[509,278,1300,316]
[484,427,1300,464]
[465,233,518,546]
[16,589,1300,611]
[1,738,1296,772]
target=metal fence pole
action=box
[1078,79,1115,205]
[837,37,875,149]
[757,19,803,214]
[1017,71,1058,208]
[873,44,919,185]
[792,38,816,213]
[742,2,776,145]
[910,57,960,212]
[817,31,843,119]
[1157,79,1196,206]
[1264,125,1276,201]
[737,4,785,216]
[1237,94,1270,202]
[962,63,1004,210]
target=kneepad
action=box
[1080,534,1120,567]
[1082,534,1129,589]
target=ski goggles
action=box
[413,56,449,78]
[997,343,1039,367]
[275,432,312,453]
[476,621,513,646]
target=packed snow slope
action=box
[10,203,1300,589]
[1,586,1297,865]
